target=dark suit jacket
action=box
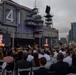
[50,61,69,75]
[34,67,49,75]
[15,59,32,75]
[69,65,76,73]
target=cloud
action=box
[13,0,76,38]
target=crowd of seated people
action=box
[0,46,76,75]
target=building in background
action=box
[66,35,69,44]
[69,30,72,43]
[69,22,76,44]
[0,0,59,47]
[60,37,67,45]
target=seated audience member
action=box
[15,52,32,75]
[49,46,54,56]
[54,50,59,58]
[11,48,17,59]
[3,51,14,71]
[3,51,14,63]
[34,57,49,75]
[27,50,34,61]
[44,51,50,61]
[69,51,76,73]
[61,48,66,57]
[63,51,72,66]
[72,48,76,59]
[50,53,69,75]
[32,52,40,67]
[15,51,23,62]
[38,50,44,59]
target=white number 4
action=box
[6,10,14,22]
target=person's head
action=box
[39,57,47,66]
[22,53,28,60]
[56,53,64,61]
[17,51,23,57]
[61,48,65,51]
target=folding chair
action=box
[4,62,14,75]
[18,68,31,75]
[66,73,76,75]
[0,61,4,75]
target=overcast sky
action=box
[13,0,76,38]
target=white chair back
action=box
[18,68,31,75]
[66,73,76,75]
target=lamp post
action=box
[35,0,36,8]
[39,32,42,47]
[12,31,14,48]
[51,34,52,46]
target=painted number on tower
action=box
[6,10,14,23]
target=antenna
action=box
[35,0,36,8]
[0,0,3,4]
